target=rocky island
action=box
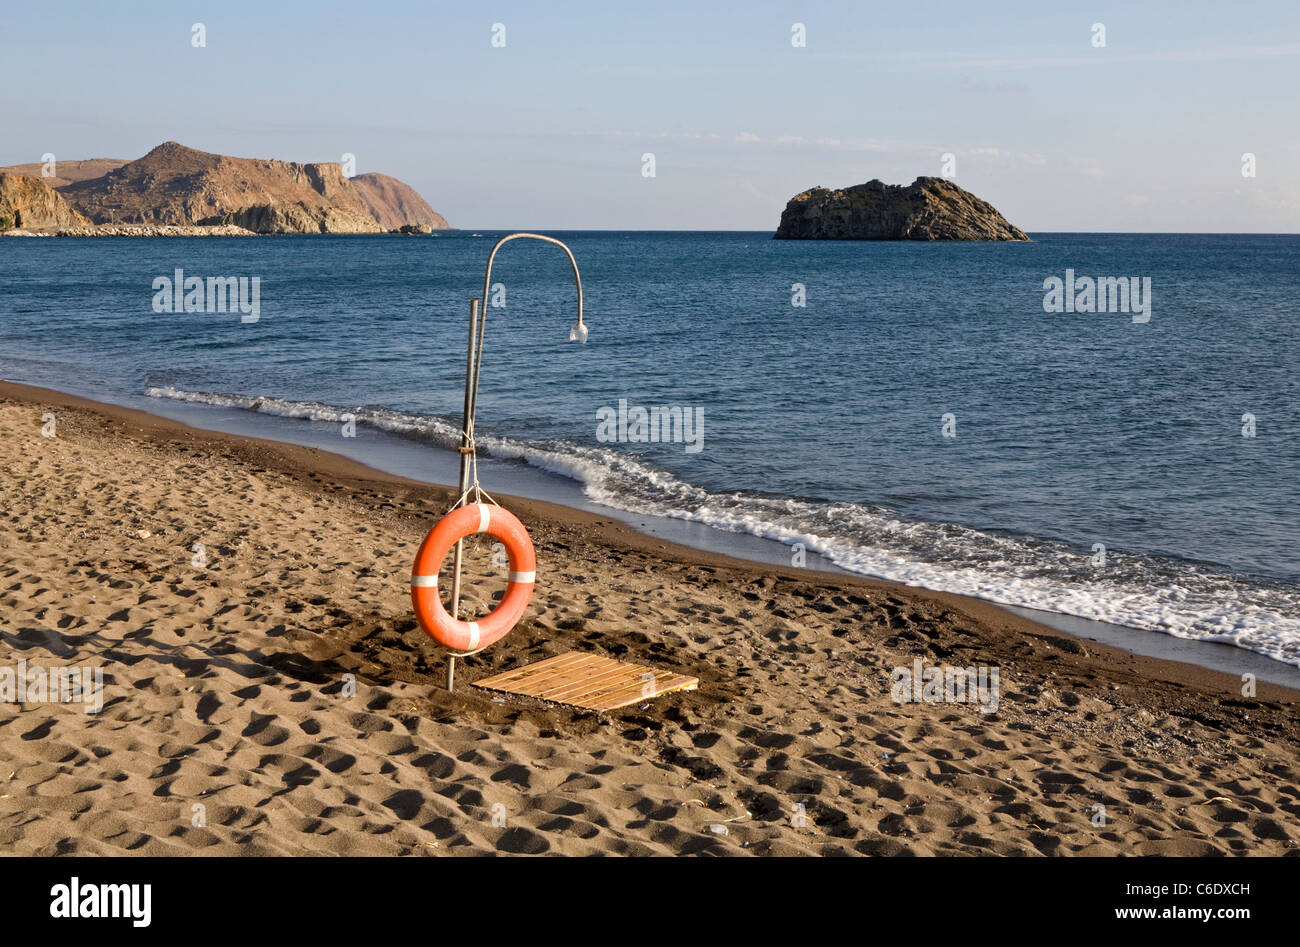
[0,142,449,236]
[774,176,1028,241]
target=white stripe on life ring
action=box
[410,574,438,587]
[478,504,491,533]
[508,571,535,584]
[466,621,481,649]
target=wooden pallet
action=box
[472,651,698,711]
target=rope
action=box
[445,425,501,659]
[448,420,501,512]
[446,644,490,658]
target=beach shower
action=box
[439,233,587,689]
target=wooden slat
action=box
[478,651,590,687]
[476,655,599,693]
[473,651,698,711]
[474,652,598,692]
[543,661,645,700]
[497,655,602,691]
[584,672,700,712]
[523,654,610,686]
[552,664,668,702]
[505,655,627,699]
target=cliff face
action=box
[774,176,1029,241]
[52,142,382,233]
[201,202,380,234]
[349,172,450,231]
[0,173,92,230]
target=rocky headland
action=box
[0,143,449,236]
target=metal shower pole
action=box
[445,233,586,690]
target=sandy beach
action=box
[1,380,1296,856]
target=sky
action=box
[3,0,1298,231]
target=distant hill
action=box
[0,143,449,234]
[0,158,128,189]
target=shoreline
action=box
[8,377,1298,689]
[2,379,1297,855]
[4,376,1298,704]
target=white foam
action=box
[145,384,1300,667]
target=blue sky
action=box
[3,0,1298,231]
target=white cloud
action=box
[928,42,1300,71]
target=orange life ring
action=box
[410,502,536,652]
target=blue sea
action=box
[3,231,1298,667]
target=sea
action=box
[3,231,1298,674]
